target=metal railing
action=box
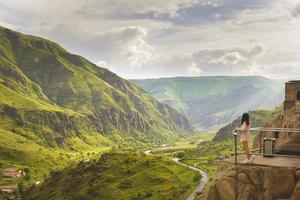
[232,127,300,164]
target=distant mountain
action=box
[132,76,284,130]
[0,26,192,174]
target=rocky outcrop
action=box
[91,108,151,133]
[0,104,99,146]
[253,106,300,153]
[0,104,95,132]
[198,163,300,200]
[0,103,152,143]
[0,100,190,148]
[102,71,192,132]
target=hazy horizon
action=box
[1,0,300,79]
[129,75,292,81]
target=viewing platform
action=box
[230,127,300,168]
[224,154,300,168]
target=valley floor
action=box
[26,151,200,200]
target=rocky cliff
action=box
[253,106,300,153]
[198,163,300,200]
[199,102,300,200]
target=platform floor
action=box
[224,154,300,168]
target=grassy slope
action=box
[0,25,191,141]
[0,25,192,188]
[0,128,110,186]
[27,151,200,200]
[132,76,284,129]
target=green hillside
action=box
[132,76,284,130]
[26,151,199,200]
[0,26,192,185]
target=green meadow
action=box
[26,151,200,200]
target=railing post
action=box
[233,130,237,164]
[260,131,262,154]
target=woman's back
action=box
[241,121,250,142]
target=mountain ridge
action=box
[132,75,273,81]
[0,25,192,135]
[0,25,193,179]
[132,76,284,130]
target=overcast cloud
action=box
[0,0,300,79]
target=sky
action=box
[1,0,300,79]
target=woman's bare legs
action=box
[242,141,251,160]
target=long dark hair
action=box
[241,113,249,126]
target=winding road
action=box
[144,150,209,200]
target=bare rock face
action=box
[263,167,295,199]
[292,181,300,199]
[253,106,300,153]
[215,177,235,200]
[198,163,299,200]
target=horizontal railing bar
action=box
[250,148,260,152]
[232,127,300,165]
[234,127,300,133]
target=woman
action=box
[241,113,254,163]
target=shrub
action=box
[193,172,202,182]
[118,179,132,189]
[18,183,25,197]
[0,190,8,199]
[175,152,185,158]
[145,191,153,197]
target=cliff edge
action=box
[198,162,300,200]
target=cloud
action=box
[198,45,265,64]
[94,26,155,68]
[34,23,157,69]
[210,51,247,65]
[204,45,263,71]
[201,0,223,8]
[179,44,265,75]
[260,63,300,79]
[117,44,266,78]
[75,0,272,26]
[76,0,201,19]
[207,45,265,66]
[291,3,300,18]
[186,62,202,75]
[0,0,300,79]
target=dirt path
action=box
[144,150,209,200]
